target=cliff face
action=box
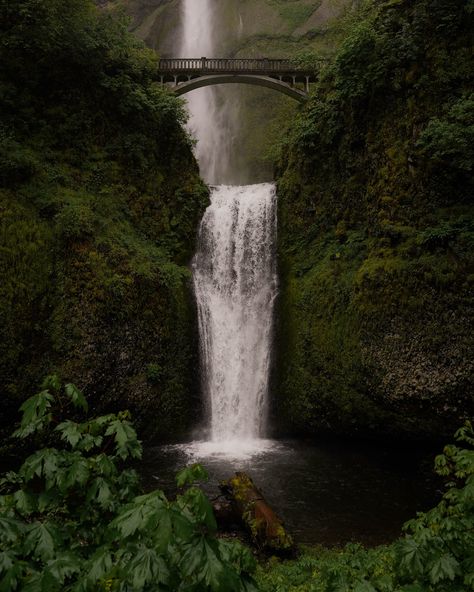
[274,0,474,440]
[1,0,208,440]
[119,0,351,55]
[86,0,473,442]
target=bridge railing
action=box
[158,58,309,73]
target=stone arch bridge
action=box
[157,58,320,103]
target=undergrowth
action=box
[0,377,257,591]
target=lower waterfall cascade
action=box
[192,183,278,453]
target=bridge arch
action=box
[173,74,308,103]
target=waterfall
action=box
[179,0,278,452]
[193,185,278,444]
[179,0,235,184]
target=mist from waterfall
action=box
[179,0,240,184]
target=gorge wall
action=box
[274,0,474,440]
[0,0,208,441]
[2,0,472,445]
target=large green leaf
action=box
[127,546,170,588]
[13,391,54,438]
[24,521,62,562]
[180,536,243,592]
[0,553,29,592]
[86,547,113,583]
[20,449,60,484]
[41,375,61,392]
[180,486,217,533]
[218,540,256,574]
[397,538,426,576]
[21,569,61,592]
[13,490,36,515]
[0,515,25,543]
[429,553,460,584]
[153,509,173,554]
[55,421,83,448]
[64,384,88,412]
[171,506,194,542]
[111,490,168,538]
[63,456,90,490]
[202,537,240,592]
[105,419,142,460]
[176,464,209,488]
[46,553,81,583]
[86,477,113,509]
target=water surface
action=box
[140,438,440,547]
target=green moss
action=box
[274,0,474,439]
[0,0,208,441]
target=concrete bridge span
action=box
[157,58,321,102]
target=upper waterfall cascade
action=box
[179,0,236,184]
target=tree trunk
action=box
[220,472,295,554]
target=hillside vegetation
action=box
[274,0,474,439]
[0,0,208,440]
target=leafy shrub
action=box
[417,95,474,172]
[55,203,95,241]
[0,377,257,591]
[146,363,163,384]
[0,134,38,185]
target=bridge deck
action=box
[157,58,318,81]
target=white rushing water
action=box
[179,0,237,184]
[192,184,278,453]
[179,1,278,457]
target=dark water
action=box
[140,439,441,547]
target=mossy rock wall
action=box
[0,0,208,440]
[274,0,474,439]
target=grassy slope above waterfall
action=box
[0,0,208,440]
[274,0,474,439]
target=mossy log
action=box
[220,472,294,553]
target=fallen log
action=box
[211,496,240,530]
[220,472,295,554]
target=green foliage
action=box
[257,423,474,591]
[417,94,474,173]
[0,378,257,591]
[291,50,328,72]
[275,0,474,438]
[0,0,209,440]
[272,1,319,29]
